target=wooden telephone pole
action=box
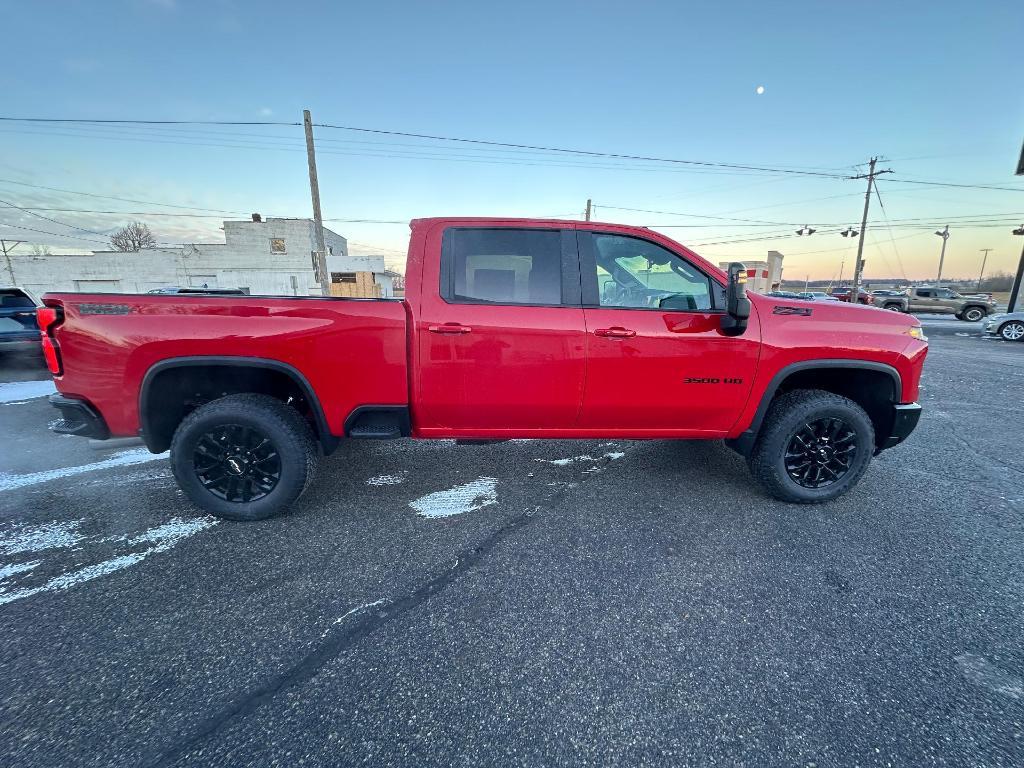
[585,199,592,221]
[303,110,331,297]
[1,239,23,285]
[849,157,892,299]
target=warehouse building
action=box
[5,215,396,298]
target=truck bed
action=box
[45,293,409,440]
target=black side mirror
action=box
[720,262,751,336]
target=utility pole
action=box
[1,239,23,285]
[977,248,992,291]
[1010,225,1024,313]
[934,225,950,284]
[303,109,331,297]
[585,199,592,222]
[849,157,892,300]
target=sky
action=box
[2,0,1023,282]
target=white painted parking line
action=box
[0,449,168,492]
[0,517,218,607]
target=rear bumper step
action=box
[48,394,110,440]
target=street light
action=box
[934,225,950,284]
[795,225,816,236]
[840,227,859,238]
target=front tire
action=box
[749,389,875,503]
[1000,321,1024,341]
[883,303,903,312]
[962,307,985,322]
[170,394,320,521]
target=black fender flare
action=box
[726,359,902,456]
[138,356,338,454]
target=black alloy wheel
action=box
[193,424,282,502]
[784,417,858,489]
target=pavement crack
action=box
[147,508,536,767]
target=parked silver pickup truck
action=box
[904,286,996,321]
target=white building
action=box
[4,215,394,297]
[720,250,784,294]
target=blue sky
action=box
[2,0,1022,280]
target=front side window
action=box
[592,234,712,311]
[444,228,562,305]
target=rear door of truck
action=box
[414,224,585,433]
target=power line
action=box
[0,198,110,236]
[0,116,852,178]
[0,221,110,246]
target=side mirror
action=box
[719,262,750,336]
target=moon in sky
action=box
[756,85,765,95]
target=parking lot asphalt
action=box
[1,319,1022,768]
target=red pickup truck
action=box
[38,218,927,520]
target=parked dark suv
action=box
[0,287,40,353]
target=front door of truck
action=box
[415,226,586,434]
[576,230,759,435]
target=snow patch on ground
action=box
[0,561,41,581]
[409,477,497,518]
[956,653,1023,699]
[0,380,56,404]
[0,520,83,555]
[0,516,217,607]
[0,449,168,492]
[333,599,386,625]
[535,452,625,466]
[367,472,407,486]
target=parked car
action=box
[0,287,41,353]
[767,290,806,300]
[39,217,927,518]
[798,291,840,301]
[906,286,996,322]
[830,288,875,305]
[983,311,1024,341]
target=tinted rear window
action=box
[443,228,563,305]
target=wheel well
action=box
[140,361,331,453]
[962,304,986,314]
[772,367,896,448]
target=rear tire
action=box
[749,389,875,504]
[883,303,903,312]
[1000,321,1024,341]
[962,306,985,322]
[170,393,320,521]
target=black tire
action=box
[749,389,875,504]
[1000,321,1024,342]
[883,303,903,312]
[170,393,319,521]
[961,306,985,322]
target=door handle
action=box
[428,323,472,334]
[594,327,636,338]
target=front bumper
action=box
[878,402,921,451]
[48,394,110,440]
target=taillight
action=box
[37,305,65,376]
